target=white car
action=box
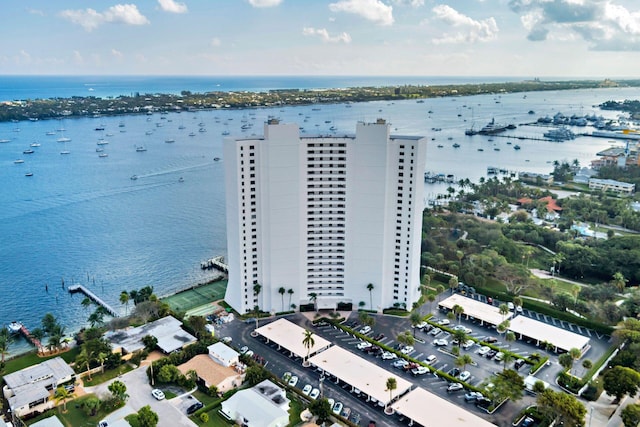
[220,336,232,343]
[332,401,343,415]
[438,319,451,326]
[416,321,428,329]
[516,305,523,313]
[429,327,442,336]
[356,341,372,350]
[239,346,249,354]
[447,383,464,393]
[244,350,254,357]
[424,355,437,365]
[151,388,165,400]
[288,375,299,387]
[411,366,429,376]
[400,346,414,355]
[478,346,491,356]
[434,339,448,347]
[309,388,320,399]
[381,351,398,360]
[494,352,505,362]
[327,398,335,409]
[302,384,312,395]
[359,325,372,334]
[453,325,472,334]
[393,359,409,368]
[507,302,515,311]
[458,371,471,382]
[462,339,475,350]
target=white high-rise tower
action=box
[223,119,427,314]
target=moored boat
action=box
[7,321,22,334]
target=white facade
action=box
[224,119,427,314]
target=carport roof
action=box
[307,346,411,405]
[508,315,590,352]
[439,294,512,326]
[255,318,331,359]
[391,387,496,426]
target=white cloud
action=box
[59,4,149,31]
[248,0,283,7]
[27,8,45,16]
[210,37,222,47]
[157,0,188,13]
[302,27,352,43]
[329,0,394,26]
[508,0,640,50]
[111,49,124,58]
[73,50,84,64]
[391,0,424,7]
[431,5,498,44]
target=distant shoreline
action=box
[1,79,637,124]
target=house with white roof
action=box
[219,379,289,427]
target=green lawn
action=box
[26,394,115,427]
[82,363,134,387]
[4,347,80,376]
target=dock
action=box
[201,256,228,273]
[18,324,42,350]
[68,284,119,317]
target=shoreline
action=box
[1,79,637,124]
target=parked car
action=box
[458,371,471,382]
[302,384,312,395]
[239,346,249,354]
[448,368,460,377]
[98,421,108,427]
[516,305,523,313]
[411,366,429,376]
[429,327,442,336]
[244,350,254,357]
[476,397,492,409]
[151,389,165,400]
[462,339,475,350]
[221,336,232,343]
[521,417,535,427]
[433,339,448,347]
[357,341,372,350]
[415,321,428,329]
[507,302,515,311]
[381,351,397,360]
[447,383,463,393]
[494,352,505,362]
[486,349,498,359]
[359,326,372,334]
[464,391,483,402]
[438,319,451,326]
[422,324,433,333]
[484,337,498,344]
[424,355,437,365]
[309,388,320,399]
[373,333,385,341]
[514,359,526,370]
[186,402,204,415]
[332,401,343,415]
[288,375,299,387]
[478,346,491,356]
[393,359,409,369]
[453,325,472,334]
[401,346,414,354]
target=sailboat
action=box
[57,130,71,143]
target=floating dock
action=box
[201,256,228,273]
[68,284,119,317]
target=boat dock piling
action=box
[201,256,228,273]
[68,284,119,317]
[19,324,42,350]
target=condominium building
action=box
[223,119,427,314]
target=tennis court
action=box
[162,280,228,313]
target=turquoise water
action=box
[0,77,634,356]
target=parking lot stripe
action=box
[414,352,424,360]
[551,318,557,325]
[586,329,592,337]
[568,323,574,331]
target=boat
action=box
[14,159,24,164]
[165,139,175,143]
[178,125,186,130]
[464,128,477,136]
[199,128,207,132]
[23,149,34,154]
[544,127,576,141]
[189,132,196,136]
[477,148,484,152]
[494,148,500,151]
[513,145,521,150]
[130,175,138,180]
[452,143,460,148]
[213,157,220,161]
[60,150,70,155]
[94,126,105,131]
[136,146,147,152]
[25,172,33,177]
[478,118,509,135]
[96,147,104,152]
[97,140,109,145]
[145,130,153,135]
[46,131,56,136]
[222,130,230,136]
[7,321,23,334]
[57,136,71,143]
[437,144,443,148]
[30,142,41,147]
[0,139,10,143]
[487,167,498,174]
[178,177,184,183]
[99,153,108,158]
[329,126,337,131]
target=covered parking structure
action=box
[391,387,496,427]
[254,318,332,359]
[439,294,512,327]
[508,315,590,354]
[307,346,412,406]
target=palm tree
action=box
[455,354,473,372]
[427,294,436,314]
[453,304,464,324]
[302,330,315,367]
[0,329,11,363]
[502,353,514,372]
[278,287,286,312]
[612,272,628,293]
[569,347,582,374]
[409,310,422,337]
[77,348,94,381]
[287,288,294,309]
[499,303,509,321]
[81,297,93,313]
[366,283,375,311]
[252,283,262,309]
[552,253,565,276]
[571,284,581,305]
[452,329,467,349]
[396,331,415,348]
[505,331,516,349]
[435,285,445,303]
[97,352,108,373]
[55,386,72,412]
[309,292,318,312]
[119,291,130,315]
[448,277,457,294]
[385,377,397,414]
[497,320,510,335]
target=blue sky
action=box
[2,0,640,77]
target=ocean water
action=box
[0,76,635,356]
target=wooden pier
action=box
[19,324,43,351]
[68,284,119,317]
[201,256,228,273]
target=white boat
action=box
[0,139,11,143]
[14,159,24,164]
[136,146,147,152]
[30,142,41,147]
[60,150,70,155]
[544,127,576,141]
[99,153,108,158]
[7,321,22,334]
[57,136,71,143]
[165,139,175,143]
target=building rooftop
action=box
[207,342,239,366]
[177,354,241,387]
[105,315,197,354]
[307,346,411,405]
[29,415,65,427]
[4,357,74,390]
[391,387,496,427]
[508,315,590,352]
[221,379,289,427]
[255,318,332,359]
[439,294,513,326]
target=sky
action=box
[2,0,640,77]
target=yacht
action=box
[23,149,34,154]
[7,321,22,334]
[544,127,576,141]
[136,146,147,152]
[14,159,24,164]
[478,118,509,135]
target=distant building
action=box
[177,343,245,393]
[588,178,635,194]
[2,357,75,418]
[519,171,553,185]
[219,379,290,427]
[223,119,427,314]
[105,315,197,359]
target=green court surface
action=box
[162,279,227,313]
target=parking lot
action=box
[214,291,613,427]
